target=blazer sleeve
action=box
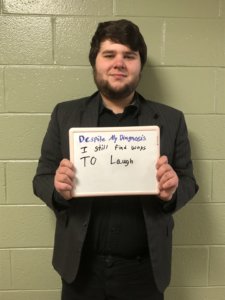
[33,104,70,214]
[161,111,199,214]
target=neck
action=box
[100,92,135,114]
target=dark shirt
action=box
[84,95,149,258]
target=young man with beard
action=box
[33,19,198,300]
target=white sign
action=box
[69,126,160,197]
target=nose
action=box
[113,56,126,69]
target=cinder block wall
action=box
[0,1,224,299]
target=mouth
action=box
[110,73,127,78]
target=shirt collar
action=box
[98,92,140,116]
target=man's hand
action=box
[54,159,75,200]
[156,155,179,201]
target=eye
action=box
[124,53,136,60]
[102,52,115,59]
[104,54,114,58]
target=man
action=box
[33,19,198,300]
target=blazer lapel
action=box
[80,92,100,127]
[138,95,163,129]
[138,95,166,157]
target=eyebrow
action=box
[101,50,139,56]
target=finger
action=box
[56,166,75,180]
[55,180,73,192]
[156,155,168,169]
[54,175,75,198]
[158,190,173,201]
[59,159,75,170]
[55,184,74,201]
[55,172,74,185]
[159,169,175,186]
[156,164,172,181]
[161,177,178,190]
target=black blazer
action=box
[33,92,198,292]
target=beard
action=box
[93,69,141,101]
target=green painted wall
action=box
[0,0,225,299]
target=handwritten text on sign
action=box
[69,126,160,197]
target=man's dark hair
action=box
[89,19,147,70]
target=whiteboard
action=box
[69,126,160,197]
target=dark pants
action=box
[61,254,164,300]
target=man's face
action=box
[93,40,142,101]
